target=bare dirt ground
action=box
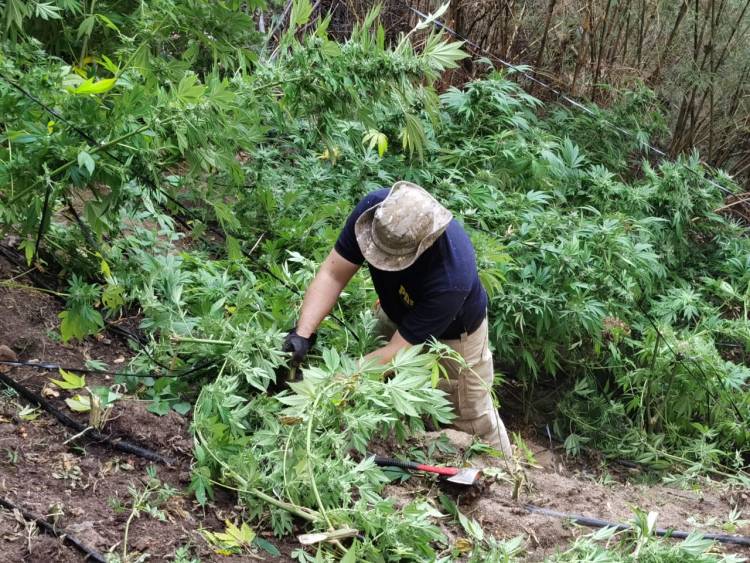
[0,255,291,562]
[417,429,750,560]
[0,254,748,562]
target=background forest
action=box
[358,0,750,192]
[0,0,749,561]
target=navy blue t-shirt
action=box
[334,189,488,344]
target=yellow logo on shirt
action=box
[399,285,414,307]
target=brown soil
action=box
[0,255,292,562]
[415,429,750,561]
[0,254,748,562]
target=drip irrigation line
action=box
[101,322,178,374]
[0,369,173,465]
[0,242,177,375]
[0,495,106,562]
[0,359,212,379]
[525,504,750,547]
[0,243,65,294]
[0,15,736,348]
[0,241,299,386]
[400,1,735,199]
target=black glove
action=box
[282,329,316,366]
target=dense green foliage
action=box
[376,0,750,188]
[193,347,459,560]
[1,0,749,560]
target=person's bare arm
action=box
[295,249,360,338]
[363,330,414,364]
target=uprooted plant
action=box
[191,345,462,561]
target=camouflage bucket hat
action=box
[354,181,453,271]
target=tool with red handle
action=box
[372,455,481,486]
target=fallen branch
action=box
[525,504,750,547]
[63,425,93,445]
[0,495,106,562]
[0,370,173,465]
[715,193,750,212]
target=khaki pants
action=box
[375,307,513,458]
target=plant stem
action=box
[10,124,151,205]
[306,382,337,530]
[282,426,298,506]
[197,432,319,521]
[250,75,304,93]
[206,476,321,522]
[122,499,137,560]
[192,386,320,523]
[32,182,54,262]
[0,281,69,297]
[79,0,98,63]
[63,425,92,445]
[170,335,231,345]
[245,484,319,521]
[7,139,13,199]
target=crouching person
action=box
[282,181,512,457]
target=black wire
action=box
[0,72,104,147]
[525,504,750,547]
[0,496,107,562]
[0,73,242,194]
[12,15,735,359]
[0,359,212,379]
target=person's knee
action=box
[453,412,502,447]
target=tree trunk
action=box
[591,0,613,99]
[650,0,689,82]
[534,0,558,71]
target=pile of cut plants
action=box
[0,0,749,561]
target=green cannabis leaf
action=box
[50,369,86,390]
[201,520,256,555]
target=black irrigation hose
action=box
[0,244,59,294]
[0,359,212,379]
[100,321,175,373]
[1,246,159,374]
[0,495,106,562]
[0,370,173,465]
[0,242,206,377]
[525,504,750,547]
